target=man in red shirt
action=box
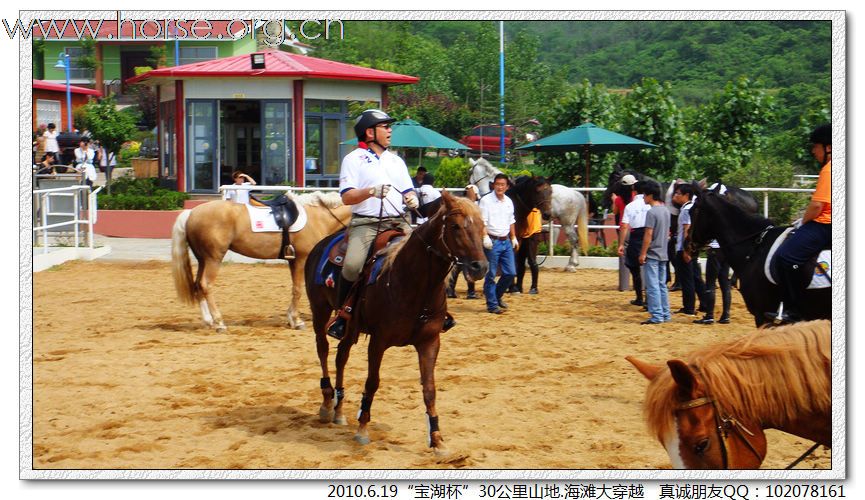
[772,123,832,323]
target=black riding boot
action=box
[769,264,806,324]
[327,277,355,340]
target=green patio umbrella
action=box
[342,118,468,165]
[517,122,656,187]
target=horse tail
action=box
[577,197,590,256]
[171,209,198,305]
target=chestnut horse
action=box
[305,190,488,454]
[627,319,831,469]
[171,192,351,332]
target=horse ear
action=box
[626,356,662,380]
[441,188,456,208]
[698,178,707,189]
[712,182,723,193]
[667,360,700,399]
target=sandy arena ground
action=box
[31,261,831,470]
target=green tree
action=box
[618,78,685,180]
[80,96,140,194]
[725,154,809,225]
[536,79,621,185]
[685,76,775,180]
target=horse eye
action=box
[694,438,710,455]
[451,223,461,230]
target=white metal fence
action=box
[221,184,816,256]
[32,185,102,254]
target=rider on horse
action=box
[326,109,420,339]
[771,123,832,324]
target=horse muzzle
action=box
[466,260,488,281]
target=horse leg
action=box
[528,238,540,292]
[198,256,228,332]
[313,304,336,423]
[416,335,447,455]
[286,258,307,330]
[563,223,580,272]
[355,339,387,445]
[332,338,353,425]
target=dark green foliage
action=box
[724,154,810,225]
[618,78,685,180]
[99,177,189,210]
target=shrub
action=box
[117,141,141,167]
[724,154,810,225]
[98,177,189,210]
[434,157,470,187]
[537,242,572,256]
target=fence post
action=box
[74,189,80,249]
[548,220,554,256]
[763,191,769,219]
[41,193,49,255]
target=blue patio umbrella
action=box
[517,122,656,187]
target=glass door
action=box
[186,100,218,192]
[261,100,292,186]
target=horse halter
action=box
[675,372,765,469]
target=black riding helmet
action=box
[354,109,396,147]
[809,123,831,145]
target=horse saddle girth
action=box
[765,227,831,289]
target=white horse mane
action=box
[290,191,344,208]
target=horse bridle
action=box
[675,369,765,469]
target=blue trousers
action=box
[483,239,516,311]
[644,258,671,323]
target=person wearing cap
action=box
[327,109,421,340]
[616,174,649,307]
[415,173,441,224]
[770,123,832,323]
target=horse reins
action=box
[675,368,765,469]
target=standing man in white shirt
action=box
[616,175,650,307]
[326,109,421,340]
[479,173,518,314]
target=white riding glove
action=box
[483,235,493,250]
[792,218,803,229]
[369,184,391,199]
[404,192,419,210]
[511,236,519,249]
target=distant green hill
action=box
[409,20,830,105]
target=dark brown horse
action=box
[509,175,553,294]
[305,190,488,454]
[627,320,830,469]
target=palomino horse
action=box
[171,192,351,332]
[627,319,831,469]
[687,185,830,326]
[509,175,553,293]
[470,158,589,271]
[305,191,487,454]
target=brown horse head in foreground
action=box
[305,190,487,454]
[171,191,352,332]
[627,320,831,469]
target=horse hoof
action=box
[354,433,370,445]
[433,446,451,458]
[333,415,347,425]
[564,266,577,273]
[319,407,335,423]
[294,321,306,330]
[215,325,228,333]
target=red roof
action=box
[33,79,102,97]
[127,50,419,85]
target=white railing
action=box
[32,185,102,255]
[219,184,816,256]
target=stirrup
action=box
[283,244,296,260]
[326,316,346,340]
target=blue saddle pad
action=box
[314,232,346,287]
